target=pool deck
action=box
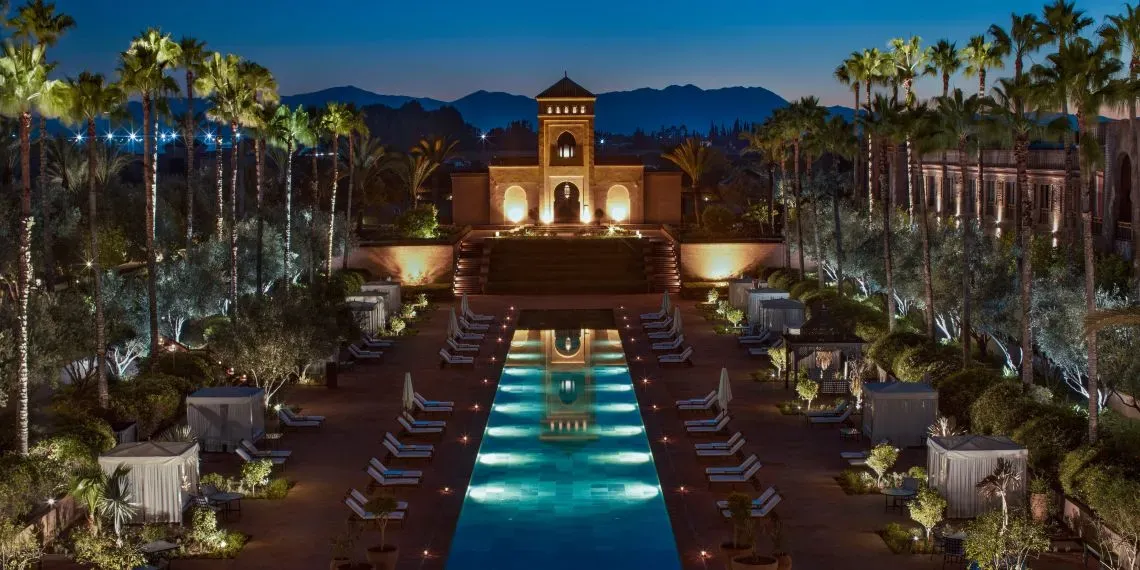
[46,294,1081,570]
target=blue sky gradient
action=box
[52,0,1128,105]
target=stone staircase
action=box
[452,240,486,296]
[484,238,650,294]
[645,238,681,294]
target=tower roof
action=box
[537,75,595,99]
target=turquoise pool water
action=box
[446,329,681,570]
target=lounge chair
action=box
[720,493,782,518]
[640,308,668,321]
[415,393,454,408]
[647,326,680,340]
[369,457,423,479]
[675,390,715,408]
[452,327,484,342]
[278,408,322,429]
[804,401,849,418]
[348,344,382,360]
[840,451,867,460]
[402,411,445,428]
[684,410,727,427]
[385,432,434,453]
[716,486,777,510]
[240,439,291,458]
[366,465,420,487]
[282,408,325,423]
[695,438,746,458]
[652,335,685,352]
[360,335,394,350]
[643,317,673,331]
[446,337,480,354]
[414,397,453,414]
[362,332,395,347]
[345,496,406,526]
[658,346,694,366]
[808,407,852,427]
[458,315,490,331]
[235,446,286,466]
[694,432,743,451]
[706,454,759,475]
[737,331,773,344]
[677,395,716,412]
[707,461,762,489]
[461,296,495,322]
[439,348,474,368]
[397,416,443,436]
[383,439,433,461]
[687,415,731,435]
[348,489,407,512]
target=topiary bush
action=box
[799,287,838,306]
[894,343,960,383]
[110,373,188,439]
[970,381,1035,436]
[867,331,926,374]
[144,353,217,386]
[1010,405,1086,479]
[788,280,819,300]
[934,368,1002,428]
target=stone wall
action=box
[644,172,683,223]
[593,165,645,223]
[451,173,490,226]
[488,166,542,224]
[346,243,455,285]
[678,241,792,281]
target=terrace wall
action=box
[346,243,456,285]
[677,240,793,281]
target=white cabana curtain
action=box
[728,279,757,310]
[347,294,388,334]
[862,384,938,447]
[98,442,200,524]
[746,289,791,325]
[927,436,1028,518]
[361,281,402,312]
[186,388,265,452]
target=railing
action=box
[921,149,1067,170]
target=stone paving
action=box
[45,294,1082,570]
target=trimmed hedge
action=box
[934,368,1002,428]
[1010,406,1085,478]
[867,331,927,373]
[788,280,820,300]
[894,343,960,383]
[970,381,1037,436]
[110,373,193,439]
[145,352,218,386]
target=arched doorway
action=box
[606,185,631,222]
[503,186,527,223]
[554,182,580,223]
[1119,155,1133,229]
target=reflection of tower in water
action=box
[541,329,597,441]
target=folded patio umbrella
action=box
[402,372,415,412]
[717,367,733,411]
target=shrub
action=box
[395,204,439,239]
[262,477,291,499]
[894,343,960,383]
[1059,446,1101,497]
[934,368,1002,428]
[399,304,417,320]
[970,381,1035,436]
[1010,406,1085,478]
[964,511,1049,570]
[701,205,736,234]
[240,459,273,494]
[0,516,41,568]
[788,280,819,300]
[907,466,928,485]
[867,331,926,374]
[767,270,794,291]
[795,377,819,410]
[799,287,838,306]
[867,443,899,487]
[200,473,230,491]
[908,487,947,542]
[54,412,116,456]
[144,353,216,385]
[705,288,719,304]
[110,373,187,439]
[880,522,922,554]
[388,317,406,336]
[71,528,145,570]
[186,507,227,553]
[725,307,744,327]
[837,468,876,494]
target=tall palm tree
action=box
[400,153,438,209]
[891,35,932,218]
[195,51,227,238]
[961,35,1005,97]
[202,52,253,316]
[347,133,389,228]
[340,106,368,268]
[862,94,905,331]
[236,61,278,295]
[935,89,982,364]
[174,36,207,249]
[990,13,1044,83]
[929,40,961,98]
[320,102,351,277]
[787,97,827,280]
[661,138,713,226]
[58,72,122,410]
[900,104,939,338]
[740,123,786,235]
[1100,5,1140,296]
[264,104,313,286]
[411,134,456,209]
[1039,0,1093,250]
[0,40,63,455]
[834,58,863,199]
[119,29,180,354]
[8,0,74,289]
[814,115,857,296]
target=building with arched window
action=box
[451,75,683,225]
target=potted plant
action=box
[364,495,400,570]
[722,493,754,561]
[1028,477,1049,523]
[769,512,792,569]
[330,526,358,570]
[732,513,778,570]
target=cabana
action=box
[186,387,266,452]
[98,441,199,524]
[757,298,806,333]
[728,278,759,310]
[927,435,1028,518]
[746,289,791,325]
[781,305,866,394]
[361,280,402,313]
[346,294,387,335]
[862,382,938,447]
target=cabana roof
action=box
[784,305,865,346]
[864,382,938,399]
[101,441,197,460]
[929,434,1025,453]
[188,386,263,399]
[760,298,804,309]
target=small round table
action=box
[881,487,916,513]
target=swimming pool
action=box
[446,328,681,570]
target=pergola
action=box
[782,305,866,393]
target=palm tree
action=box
[58,72,123,409]
[661,138,713,225]
[195,51,229,238]
[976,458,1022,534]
[786,97,827,280]
[202,52,253,315]
[990,13,1044,83]
[98,464,137,538]
[862,94,905,331]
[320,102,351,277]
[1100,5,1140,295]
[8,0,74,289]
[834,58,863,199]
[935,89,982,364]
[119,29,180,354]
[411,134,457,207]
[930,40,961,98]
[891,35,932,219]
[814,115,857,295]
[900,104,939,338]
[858,48,892,208]
[740,123,786,236]
[400,153,438,210]
[961,35,1005,97]
[264,104,313,286]
[174,36,207,249]
[341,106,369,268]
[236,61,277,295]
[347,133,389,230]
[0,40,63,455]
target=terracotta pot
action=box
[776,553,792,570]
[732,554,779,570]
[366,545,398,570]
[1030,493,1049,523]
[329,559,350,570]
[721,541,752,563]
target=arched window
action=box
[556,132,576,159]
[606,185,631,222]
[503,186,527,223]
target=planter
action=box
[732,554,779,570]
[330,558,350,570]
[1030,493,1048,523]
[775,553,792,570]
[720,542,752,563]
[365,545,398,570]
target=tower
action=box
[536,75,595,223]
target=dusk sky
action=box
[53,0,1127,107]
